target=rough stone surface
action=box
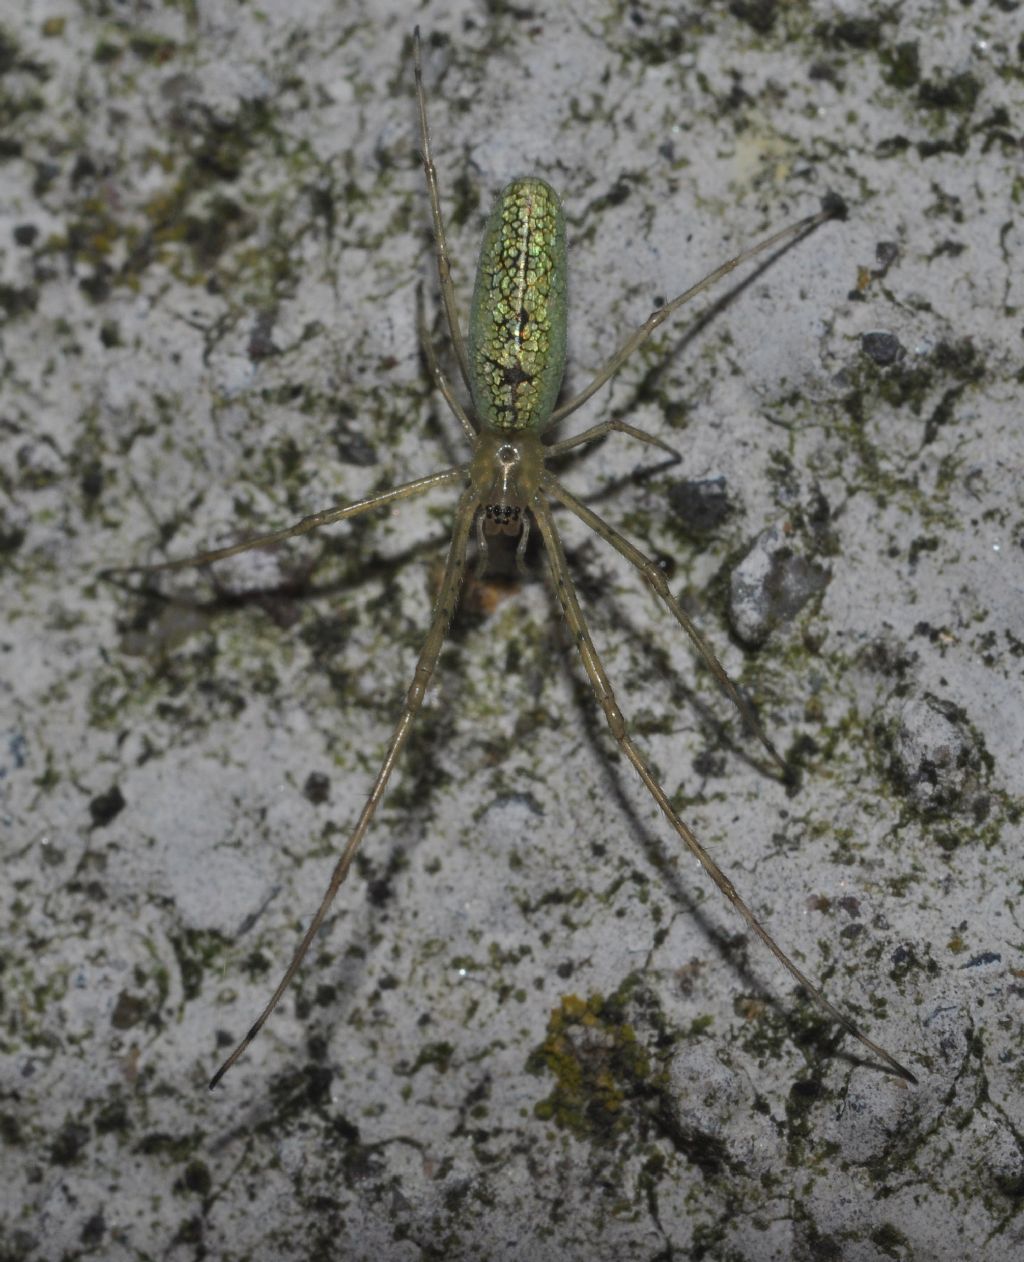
[2,2,1021,1260]
[728,521,831,646]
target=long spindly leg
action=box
[413,27,472,396]
[545,417,678,461]
[209,486,481,1088]
[102,466,467,577]
[416,282,476,442]
[546,201,841,431]
[531,494,916,1084]
[542,472,787,779]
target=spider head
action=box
[470,430,543,537]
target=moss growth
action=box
[396,1040,455,1077]
[169,928,228,1002]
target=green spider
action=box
[110,30,915,1090]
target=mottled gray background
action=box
[1,0,1021,1259]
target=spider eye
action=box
[484,504,522,536]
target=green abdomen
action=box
[467,178,567,433]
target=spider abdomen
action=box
[468,178,568,434]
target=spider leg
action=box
[514,514,531,575]
[542,472,787,779]
[101,467,467,577]
[413,28,472,396]
[545,418,678,461]
[531,493,916,1085]
[416,281,476,442]
[546,204,838,430]
[209,486,480,1088]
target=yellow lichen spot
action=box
[526,988,656,1141]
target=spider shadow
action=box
[546,205,834,481]
[567,539,786,782]
[458,506,844,1081]
[106,519,452,642]
[527,211,871,1075]
[551,624,855,1079]
[109,527,464,1124]
[205,886,387,1139]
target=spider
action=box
[110,29,915,1090]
